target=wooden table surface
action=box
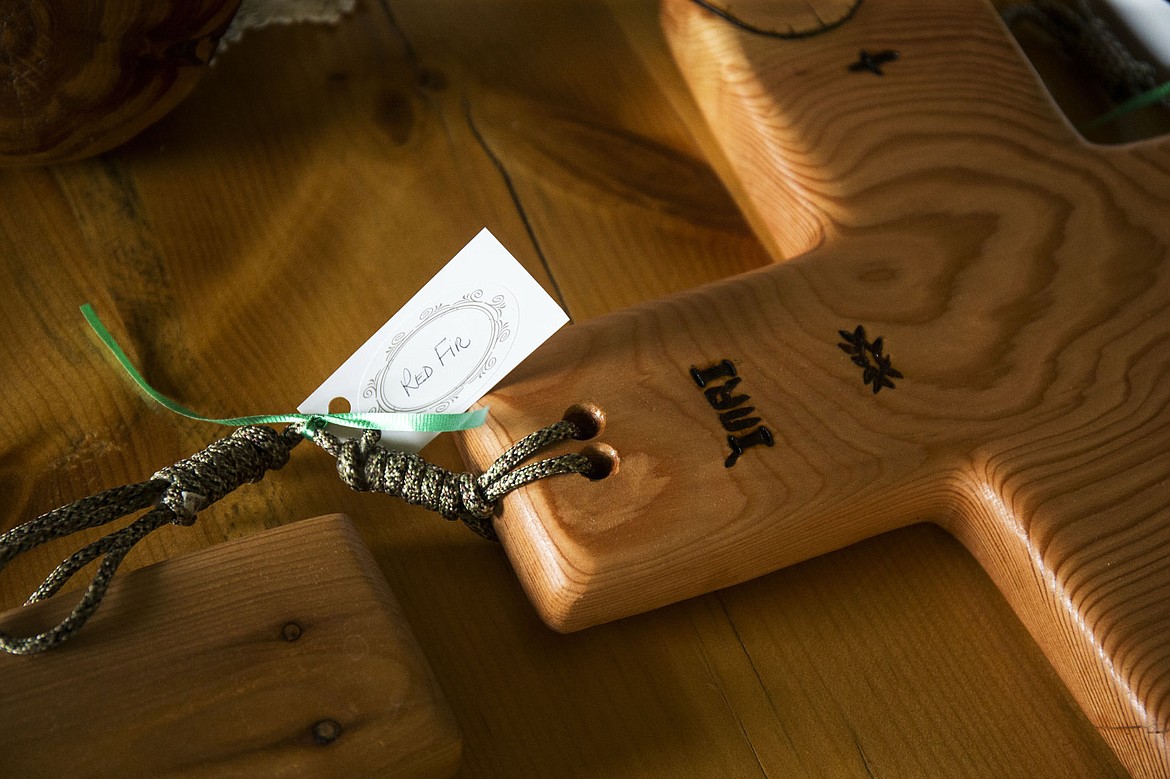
[0,1,1132,776]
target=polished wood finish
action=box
[0,0,240,165]
[0,0,1130,775]
[0,515,460,777]
[458,0,1170,775]
[661,3,1170,773]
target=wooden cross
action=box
[458,0,1170,774]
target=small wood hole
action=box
[581,443,619,480]
[328,397,351,414]
[564,402,605,440]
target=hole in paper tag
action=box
[299,229,568,452]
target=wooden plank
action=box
[655,4,1170,773]
[0,514,461,778]
[457,0,1170,775]
[0,0,1130,775]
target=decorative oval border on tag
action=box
[361,288,515,413]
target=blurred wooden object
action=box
[0,0,240,165]
[0,514,461,778]
[680,0,860,36]
[0,0,1135,775]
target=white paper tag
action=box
[299,229,569,452]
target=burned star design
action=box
[838,325,903,394]
[848,49,899,76]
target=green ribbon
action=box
[81,304,488,437]
[1081,80,1170,133]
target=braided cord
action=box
[309,419,592,541]
[0,419,592,653]
[1002,0,1165,105]
[0,425,303,655]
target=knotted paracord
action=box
[1002,0,1166,106]
[310,420,592,541]
[0,419,591,653]
[0,425,302,655]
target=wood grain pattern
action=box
[458,0,1170,774]
[0,0,1133,774]
[0,514,461,778]
[0,0,240,165]
[683,0,860,37]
